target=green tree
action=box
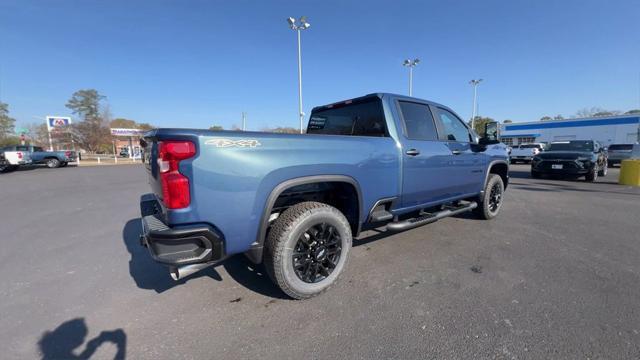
[66,89,110,152]
[468,116,495,136]
[625,109,640,114]
[540,116,552,121]
[553,114,564,120]
[261,126,300,134]
[209,125,224,131]
[110,118,137,128]
[503,119,513,124]
[138,123,154,131]
[0,102,16,139]
[0,136,20,147]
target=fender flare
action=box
[245,175,363,264]
[482,160,510,194]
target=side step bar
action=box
[386,201,477,232]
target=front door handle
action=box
[451,150,462,155]
[406,149,420,156]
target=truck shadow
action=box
[122,219,287,298]
[38,318,126,360]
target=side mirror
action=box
[479,121,500,145]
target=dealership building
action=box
[500,114,640,147]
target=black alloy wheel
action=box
[488,182,503,214]
[292,223,342,284]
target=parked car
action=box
[531,140,608,181]
[0,147,33,172]
[1,145,76,168]
[119,149,129,158]
[510,143,545,163]
[137,93,510,299]
[607,143,640,167]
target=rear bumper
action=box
[139,194,225,266]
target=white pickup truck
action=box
[0,149,32,172]
[510,143,546,163]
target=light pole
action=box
[241,112,246,131]
[402,58,420,96]
[469,79,483,130]
[287,16,310,134]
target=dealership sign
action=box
[110,128,146,137]
[46,116,72,131]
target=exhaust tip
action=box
[169,267,179,281]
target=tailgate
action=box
[141,135,163,200]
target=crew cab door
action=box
[430,106,485,195]
[396,100,457,208]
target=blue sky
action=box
[1,0,639,131]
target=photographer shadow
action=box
[38,318,126,360]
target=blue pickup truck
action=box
[1,145,76,168]
[139,93,509,299]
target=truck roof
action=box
[311,93,450,113]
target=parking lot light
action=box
[469,79,483,130]
[403,58,420,96]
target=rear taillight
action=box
[17,152,23,159]
[65,151,72,157]
[158,141,196,209]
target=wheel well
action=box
[489,162,509,188]
[271,181,360,235]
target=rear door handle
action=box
[405,149,420,156]
[451,150,462,155]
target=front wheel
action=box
[474,174,505,220]
[264,201,352,300]
[585,167,598,182]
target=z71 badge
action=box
[205,138,262,148]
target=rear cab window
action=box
[307,98,388,137]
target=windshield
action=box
[519,144,541,149]
[608,144,633,151]
[307,98,387,137]
[548,141,594,152]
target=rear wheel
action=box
[46,158,60,168]
[264,201,352,299]
[474,174,505,220]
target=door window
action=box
[433,108,470,142]
[398,101,438,141]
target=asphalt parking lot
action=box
[1,164,639,359]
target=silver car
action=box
[607,143,640,167]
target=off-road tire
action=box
[474,174,505,220]
[46,158,60,168]
[585,167,598,182]
[264,201,352,300]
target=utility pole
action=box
[287,16,311,133]
[469,79,483,130]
